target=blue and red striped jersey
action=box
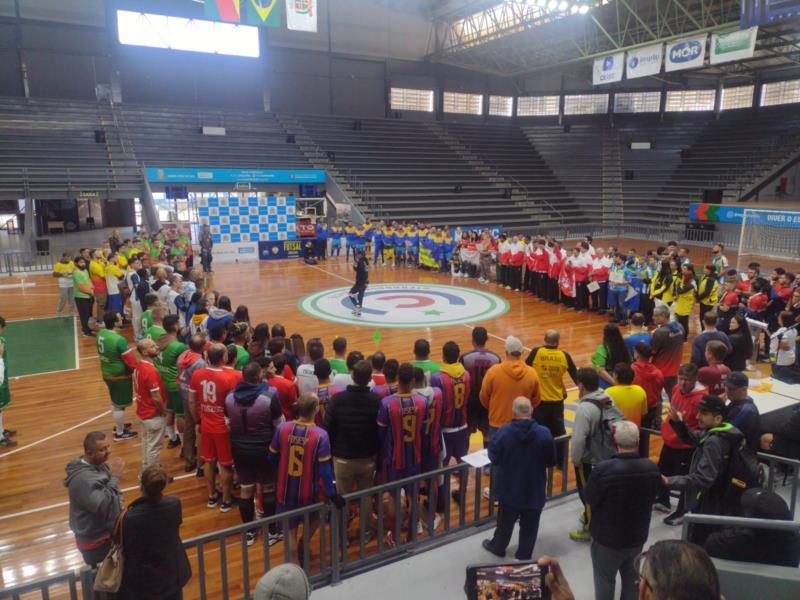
[430,370,472,429]
[460,349,500,401]
[418,387,443,460]
[270,420,331,506]
[377,392,426,470]
[372,382,398,399]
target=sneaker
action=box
[0,437,18,447]
[432,513,442,530]
[113,430,138,441]
[652,501,671,514]
[184,460,197,473]
[196,467,205,478]
[569,527,592,542]
[268,531,283,546]
[207,492,220,508]
[663,511,684,526]
[482,539,505,557]
[219,500,234,513]
[255,509,265,521]
[579,510,587,526]
[166,436,181,449]
[416,520,423,535]
[3,429,16,437]
[246,531,257,546]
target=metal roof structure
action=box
[428,1,800,82]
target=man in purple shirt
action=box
[459,327,501,447]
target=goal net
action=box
[736,208,800,271]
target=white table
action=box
[748,389,798,416]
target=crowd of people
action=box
[2,225,797,598]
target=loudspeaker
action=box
[94,129,106,143]
[286,134,295,143]
[624,170,635,180]
[563,124,571,133]
[703,188,723,203]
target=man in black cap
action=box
[705,488,800,567]
[662,394,746,544]
[723,372,760,452]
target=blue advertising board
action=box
[689,203,800,228]
[259,240,305,260]
[450,224,504,238]
[146,167,326,184]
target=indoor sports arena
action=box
[1,1,800,599]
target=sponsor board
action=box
[665,35,707,72]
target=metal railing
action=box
[1,436,577,599]
[0,251,56,275]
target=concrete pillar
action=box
[22,197,36,253]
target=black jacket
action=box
[724,331,749,372]
[324,385,381,459]
[118,495,191,600]
[770,405,800,459]
[584,452,661,548]
[725,397,761,452]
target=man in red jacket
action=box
[654,363,707,525]
[631,342,665,430]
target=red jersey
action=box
[190,367,243,434]
[631,359,665,410]
[698,363,731,397]
[774,283,793,302]
[533,248,549,273]
[132,360,165,420]
[721,291,739,307]
[661,383,707,449]
[268,375,299,420]
[748,292,768,313]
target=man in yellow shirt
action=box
[89,250,108,323]
[525,330,578,466]
[605,363,648,428]
[53,252,76,316]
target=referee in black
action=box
[349,249,369,317]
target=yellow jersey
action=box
[526,346,576,401]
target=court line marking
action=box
[0,472,196,522]
[0,410,111,459]
[74,315,80,371]
[10,366,81,380]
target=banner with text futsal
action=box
[286,0,316,32]
[689,203,800,228]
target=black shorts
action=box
[232,451,275,487]
[467,395,488,434]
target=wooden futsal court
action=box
[0,237,796,594]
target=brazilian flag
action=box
[244,0,281,27]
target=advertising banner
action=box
[626,44,663,79]
[146,167,326,184]
[286,0,317,32]
[593,52,625,85]
[665,35,707,72]
[259,240,304,260]
[710,27,758,65]
[450,225,504,238]
[213,242,259,264]
[206,0,281,27]
[689,203,800,228]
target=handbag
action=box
[93,507,127,593]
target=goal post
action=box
[735,208,800,272]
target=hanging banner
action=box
[593,52,625,85]
[286,0,317,32]
[244,0,281,27]
[665,34,707,72]
[710,27,758,65]
[205,0,242,22]
[626,44,663,79]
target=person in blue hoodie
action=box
[482,396,556,560]
[202,295,234,333]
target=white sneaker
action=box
[268,531,283,546]
[433,513,442,530]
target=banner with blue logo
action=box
[146,167,326,184]
[593,52,624,85]
[626,44,663,79]
[665,34,707,72]
[259,240,305,260]
[450,224,504,238]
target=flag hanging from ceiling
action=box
[286,0,317,32]
[710,27,758,65]
[244,0,282,27]
[206,0,242,23]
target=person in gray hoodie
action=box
[64,431,124,566]
[569,368,620,542]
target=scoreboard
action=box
[741,0,800,27]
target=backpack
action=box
[721,435,764,513]
[585,398,626,460]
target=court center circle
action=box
[298,283,510,328]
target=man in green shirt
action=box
[96,311,137,441]
[329,336,348,376]
[156,315,188,449]
[146,307,167,342]
[72,256,95,337]
[140,292,160,336]
[0,316,17,447]
[231,322,251,370]
[410,338,441,382]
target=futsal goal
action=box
[736,208,800,271]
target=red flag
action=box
[559,261,575,298]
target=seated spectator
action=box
[705,488,800,568]
[254,563,310,600]
[760,404,800,459]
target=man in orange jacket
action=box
[480,336,541,446]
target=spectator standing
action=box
[72,256,96,337]
[328,337,348,376]
[117,466,191,600]
[771,310,800,383]
[724,313,753,372]
[696,264,719,323]
[697,340,732,397]
[410,338,441,379]
[631,343,664,429]
[199,224,213,273]
[460,327,501,447]
[89,249,108,324]
[608,253,632,325]
[655,363,707,524]
[606,363,648,427]
[525,330,577,466]
[591,323,630,389]
[482,397,555,560]
[584,421,661,600]
[296,338,324,395]
[691,312,731,367]
[324,360,381,533]
[705,488,800,568]
[569,368,621,542]
[651,305,685,398]
[723,372,761,452]
[623,313,651,358]
[662,394,746,544]
[124,338,167,470]
[479,336,540,445]
[177,334,207,473]
[0,324,16,448]
[64,432,124,566]
[53,252,76,316]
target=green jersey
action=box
[410,359,441,375]
[157,340,187,392]
[141,310,154,334]
[96,329,130,378]
[73,269,92,299]
[0,334,10,409]
[235,345,250,370]
[147,325,167,341]
[329,358,348,376]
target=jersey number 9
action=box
[402,414,416,442]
